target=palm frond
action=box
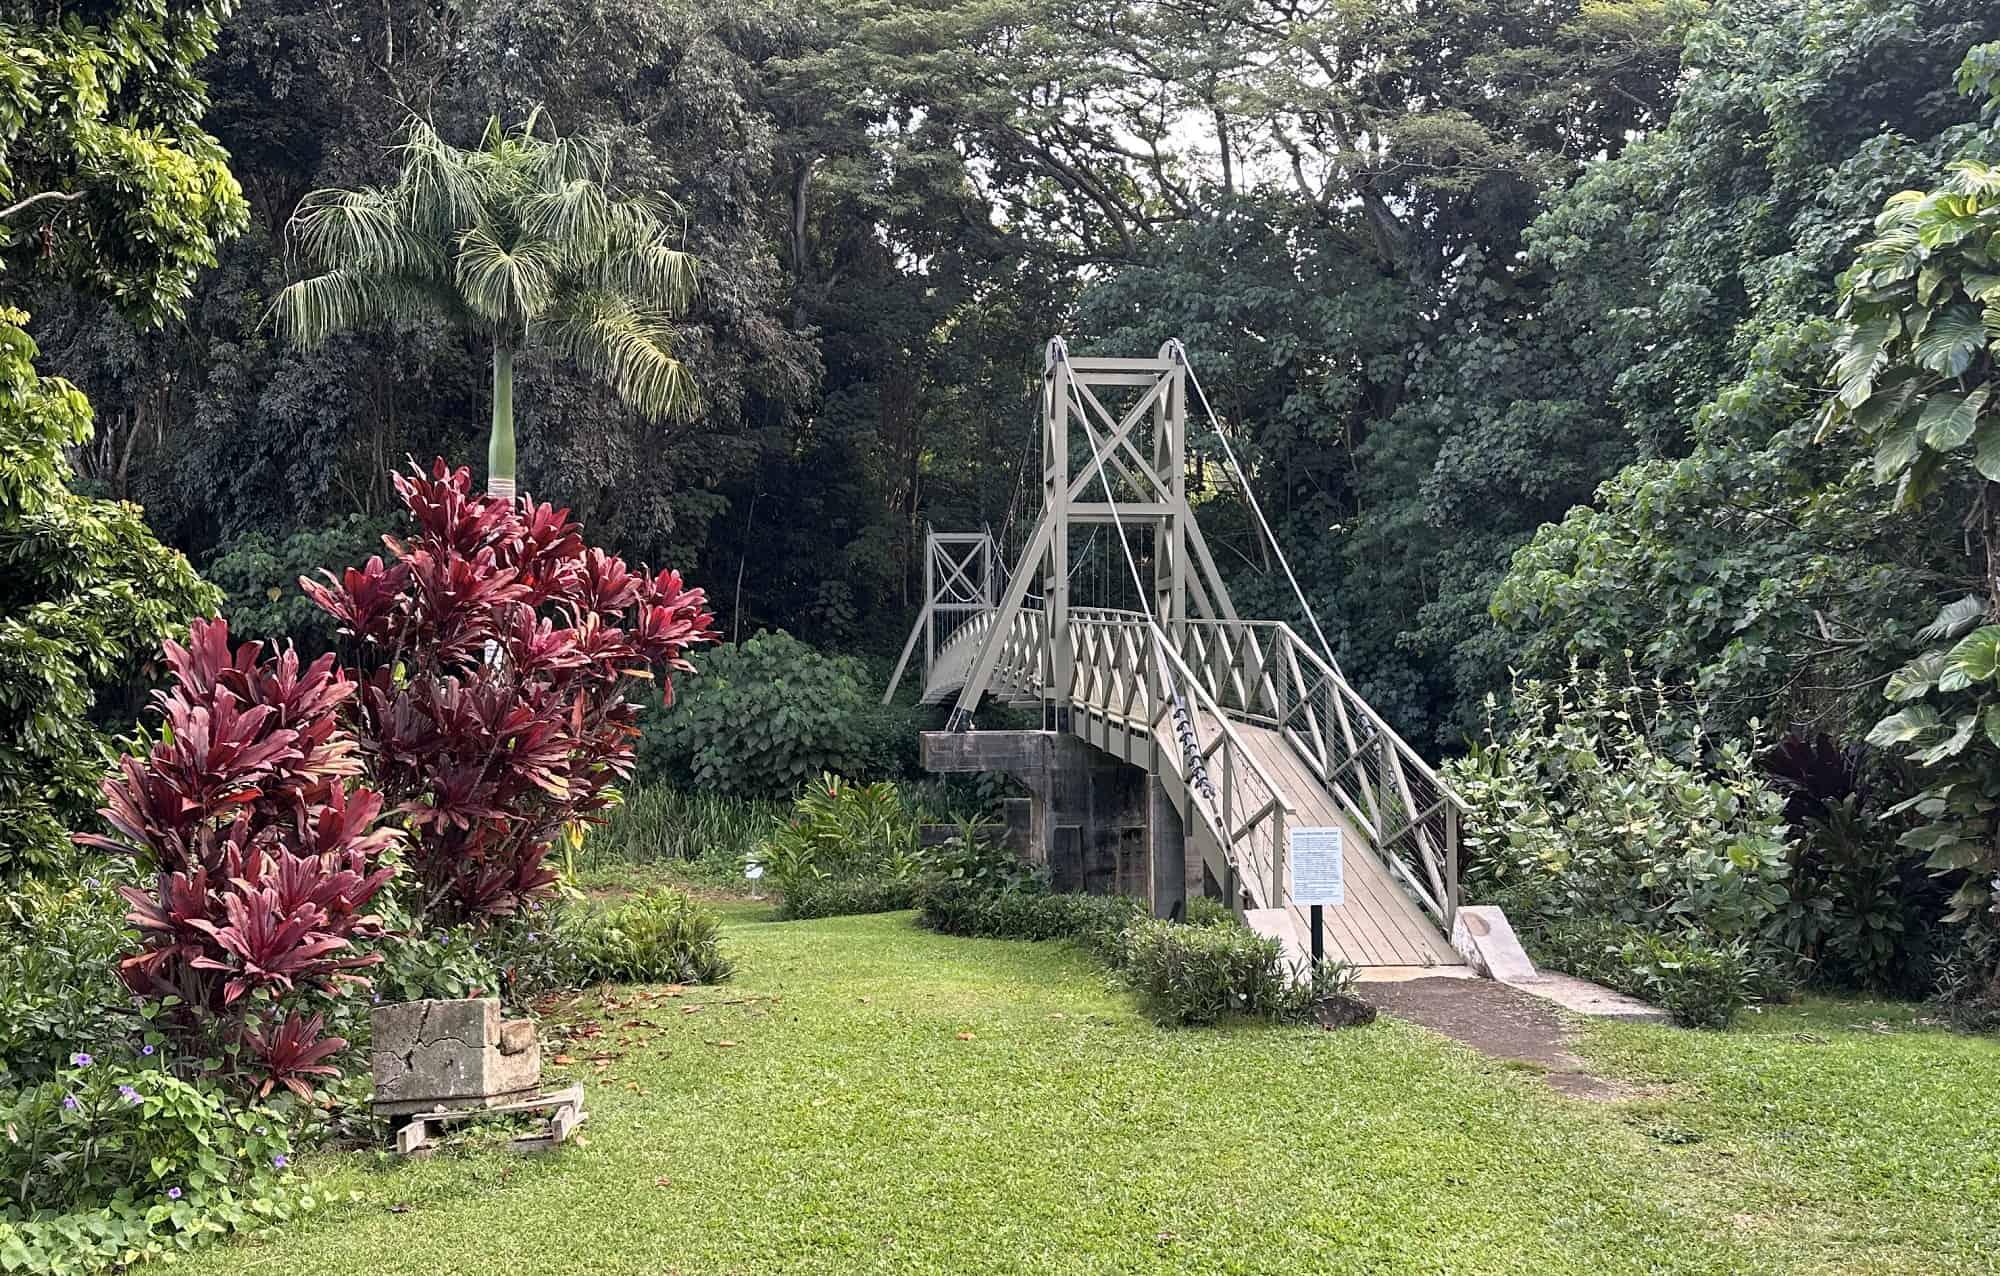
[288,187,442,278]
[540,130,610,187]
[519,178,614,255]
[454,222,559,330]
[603,239,700,313]
[267,267,452,348]
[394,116,492,240]
[595,196,699,310]
[542,290,699,422]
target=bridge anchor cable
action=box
[1163,339,1345,681]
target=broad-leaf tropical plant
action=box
[1822,45,2000,952]
[303,459,717,924]
[75,617,397,1099]
[271,111,700,497]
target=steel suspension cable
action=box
[1164,339,1345,680]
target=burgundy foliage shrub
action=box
[302,459,716,925]
[77,618,397,1098]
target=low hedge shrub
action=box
[0,869,134,1087]
[780,876,922,920]
[1539,919,1761,1029]
[758,774,924,905]
[917,878,1141,949]
[1114,916,1354,1026]
[1182,895,1239,929]
[0,1061,312,1273]
[584,786,784,885]
[573,889,733,985]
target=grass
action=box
[578,787,785,888]
[211,905,1998,1275]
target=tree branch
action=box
[0,190,84,222]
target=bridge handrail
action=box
[1173,617,1462,925]
[1068,608,1296,907]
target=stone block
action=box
[371,997,542,1115]
[1450,905,1539,984]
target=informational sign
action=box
[1290,827,1345,906]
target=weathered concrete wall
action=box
[918,730,1188,916]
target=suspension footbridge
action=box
[887,340,1466,972]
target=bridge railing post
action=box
[1269,803,1284,912]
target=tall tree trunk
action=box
[488,343,516,499]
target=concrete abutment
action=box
[919,730,1196,918]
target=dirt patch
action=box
[1360,977,1627,1100]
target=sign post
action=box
[1289,827,1345,964]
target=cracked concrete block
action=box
[371,997,543,1115]
[1451,906,1539,983]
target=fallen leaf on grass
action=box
[713,1040,738,1048]
[654,1176,673,1188]
[955,1032,975,1041]
[681,1005,704,1015]
[552,1054,576,1065]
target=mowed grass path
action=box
[214,907,1998,1275]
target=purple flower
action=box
[272,1154,289,1168]
[167,1187,182,1200]
[142,1044,155,1056]
[84,878,99,890]
[70,1052,92,1067]
[525,932,538,942]
[62,1094,79,1111]
[119,1085,140,1104]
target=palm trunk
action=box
[488,343,517,500]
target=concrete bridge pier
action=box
[920,731,1193,919]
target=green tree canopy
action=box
[1,0,248,325]
[0,1,239,873]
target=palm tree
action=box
[272,111,699,498]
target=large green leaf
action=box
[1913,304,1986,377]
[1973,418,2000,480]
[1866,704,1941,748]
[1884,648,1947,701]
[1917,387,1988,449]
[1871,419,1924,483]
[1915,712,1978,764]
[1834,314,1897,407]
[1942,624,2000,690]
[1918,594,1986,642]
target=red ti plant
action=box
[77,618,398,1098]
[302,459,715,925]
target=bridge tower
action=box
[947,339,1243,732]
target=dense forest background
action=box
[17,0,2000,753]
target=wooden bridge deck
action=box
[1226,721,1461,968]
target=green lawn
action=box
[213,906,1998,1275]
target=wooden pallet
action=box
[393,1083,587,1157]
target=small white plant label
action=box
[1290,827,1344,906]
